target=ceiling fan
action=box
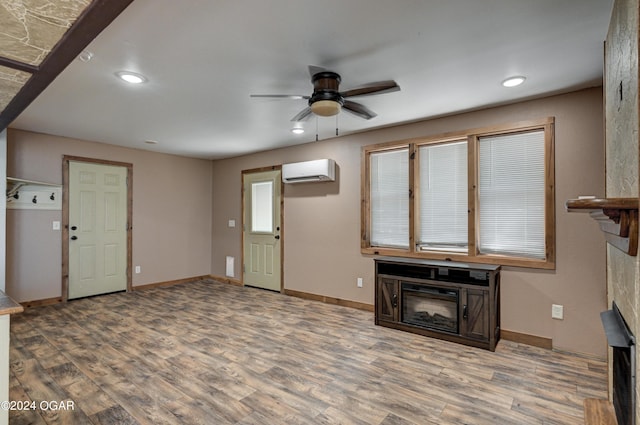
[250,66,400,121]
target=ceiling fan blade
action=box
[308,65,327,78]
[250,94,310,100]
[340,80,400,98]
[291,106,313,122]
[342,100,377,120]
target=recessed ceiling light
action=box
[116,71,147,84]
[291,127,304,134]
[502,76,526,87]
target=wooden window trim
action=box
[361,117,556,270]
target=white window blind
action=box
[418,141,468,252]
[478,130,545,259]
[370,149,409,249]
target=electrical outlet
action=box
[552,304,564,320]
[357,277,363,288]
[135,266,141,274]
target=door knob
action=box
[70,236,78,241]
[71,226,77,230]
[274,235,280,240]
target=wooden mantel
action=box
[566,197,639,256]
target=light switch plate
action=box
[228,219,236,228]
[52,221,61,230]
[552,304,564,320]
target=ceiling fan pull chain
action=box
[336,115,339,136]
[316,116,319,142]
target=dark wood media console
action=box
[375,257,501,351]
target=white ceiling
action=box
[9,0,613,160]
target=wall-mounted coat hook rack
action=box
[6,177,62,210]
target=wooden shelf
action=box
[566,198,639,256]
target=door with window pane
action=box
[243,169,282,291]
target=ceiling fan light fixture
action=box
[291,127,304,134]
[311,100,341,117]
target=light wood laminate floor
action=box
[9,279,607,424]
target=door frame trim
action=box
[241,165,284,292]
[62,155,133,301]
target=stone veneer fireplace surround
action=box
[601,0,639,423]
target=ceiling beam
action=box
[0,57,38,74]
[0,0,136,131]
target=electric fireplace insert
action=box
[402,282,458,333]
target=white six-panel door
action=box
[68,161,128,299]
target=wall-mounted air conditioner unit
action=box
[282,159,336,184]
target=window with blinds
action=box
[361,117,554,269]
[418,141,468,252]
[478,130,545,259]
[370,148,409,249]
